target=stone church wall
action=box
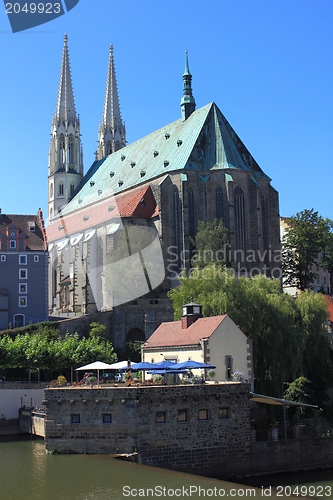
[55,298,173,352]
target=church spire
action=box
[180,51,196,122]
[48,34,83,222]
[56,34,76,123]
[97,45,126,160]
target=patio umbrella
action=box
[75,361,117,385]
[170,360,216,370]
[153,360,178,370]
[106,360,138,370]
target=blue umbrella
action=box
[129,361,162,370]
[153,360,178,370]
[170,360,216,370]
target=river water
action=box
[0,437,332,500]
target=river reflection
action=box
[0,437,331,500]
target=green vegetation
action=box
[282,209,333,292]
[190,219,230,268]
[168,265,333,412]
[0,323,116,381]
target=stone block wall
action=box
[44,383,253,477]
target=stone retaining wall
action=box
[44,383,252,477]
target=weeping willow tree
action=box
[168,264,331,400]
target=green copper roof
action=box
[61,102,269,215]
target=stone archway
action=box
[125,328,145,362]
[126,327,145,342]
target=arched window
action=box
[68,134,74,165]
[106,140,112,156]
[261,197,269,264]
[172,187,182,271]
[58,182,64,196]
[50,208,53,219]
[14,314,25,328]
[234,186,246,265]
[59,134,65,166]
[70,184,75,196]
[50,182,54,199]
[115,140,121,152]
[215,186,224,220]
[188,188,196,240]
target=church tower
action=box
[180,51,196,121]
[48,34,83,221]
[97,45,126,160]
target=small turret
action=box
[180,51,196,122]
[181,302,203,329]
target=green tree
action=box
[190,219,230,268]
[321,219,333,295]
[284,376,314,420]
[88,322,108,340]
[168,264,332,404]
[282,209,328,291]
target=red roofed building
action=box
[142,303,253,386]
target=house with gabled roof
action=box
[0,210,48,329]
[142,303,253,386]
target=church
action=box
[46,35,280,317]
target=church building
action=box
[47,36,280,316]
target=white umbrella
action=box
[106,360,138,370]
[75,361,117,385]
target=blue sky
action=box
[0,0,332,221]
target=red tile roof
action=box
[47,185,157,242]
[143,315,227,348]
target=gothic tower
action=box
[48,34,83,221]
[97,45,126,160]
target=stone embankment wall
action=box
[42,383,333,479]
[253,439,333,476]
[19,409,45,437]
[44,383,252,478]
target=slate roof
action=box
[0,213,47,251]
[143,315,227,349]
[59,101,269,218]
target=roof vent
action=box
[58,225,64,231]
[164,160,169,167]
[90,181,95,187]
[165,132,170,140]
[78,198,83,204]
[98,189,102,195]
[153,150,159,157]
[177,139,183,147]
[108,206,115,212]
[118,180,124,187]
[131,162,136,168]
[140,170,146,177]
[110,172,115,178]
[121,155,126,161]
[83,215,90,222]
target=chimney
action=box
[181,303,203,329]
